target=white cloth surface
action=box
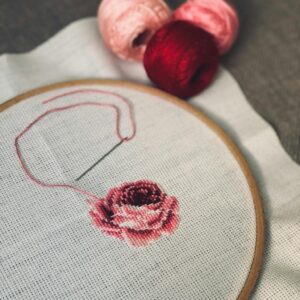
[0,18,299,299]
[0,84,256,300]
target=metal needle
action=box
[75,139,124,181]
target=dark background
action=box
[0,0,299,163]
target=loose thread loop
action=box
[15,90,137,200]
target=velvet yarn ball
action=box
[143,21,219,98]
[98,0,171,61]
[173,0,239,55]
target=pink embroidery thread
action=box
[42,89,136,141]
[15,89,180,247]
[15,90,136,200]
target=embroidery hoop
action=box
[0,79,265,300]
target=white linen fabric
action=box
[0,18,299,299]
[0,83,256,299]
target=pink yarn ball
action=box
[98,0,171,61]
[173,0,239,55]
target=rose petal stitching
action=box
[89,211,121,232]
[112,201,167,230]
[93,202,112,219]
[101,229,124,240]
[89,180,180,247]
[147,196,178,229]
[160,211,180,235]
[122,228,161,247]
[105,188,122,206]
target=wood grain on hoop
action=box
[0,79,265,300]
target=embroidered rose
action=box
[89,180,179,247]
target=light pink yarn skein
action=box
[98,0,171,61]
[173,0,239,55]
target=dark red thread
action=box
[89,180,180,247]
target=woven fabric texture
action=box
[0,18,300,299]
[1,85,256,299]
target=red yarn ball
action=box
[143,21,219,98]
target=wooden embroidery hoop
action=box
[0,79,265,300]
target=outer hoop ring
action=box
[0,79,265,300]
